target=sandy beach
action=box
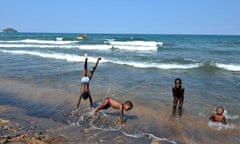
[0,104,66,144]
[0,105,167,144]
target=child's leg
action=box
[77,94,83,109]
[172,97,178,115]
[88,58,101,79]
[95,98,109,113]
[82,54,88,77]
[178,97,184,116]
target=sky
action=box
[0,0,240,35]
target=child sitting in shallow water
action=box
[209,107,227,124]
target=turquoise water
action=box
[0,33,240,143]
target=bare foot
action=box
[84,53,88,59]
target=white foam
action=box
[112,45,157,51]
[92,125,121,132]
[224,110,239,120]
[78,45,112,50]
[0,49,200,70]
[215,63,240,71]
[108,40,163,47]
[92,125,176,144]
[0,39,78,45]
[0,44,154,52]
[0,49,103,63]
[208,121,235,131]
[110,60,200,69]
[106,40,163,51]
[122,132,176,143]
[226,115,239,120]
[0,41,163,51]
[0,44,114,50]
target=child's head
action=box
[174,78,182,88]
[124,101,133,111]
[216,107,224,115]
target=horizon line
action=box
[1,31,240,36]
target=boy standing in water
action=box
[209,107,227,124]
[77,53,101,109]
[172,78,185,116]
[94,97,133,126]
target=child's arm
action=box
[89,95,93,108]
[209,115,214,121]
[120,105,124,126]
[222,116,227,124]
[95,104,104,113]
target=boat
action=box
[77,34,87,39]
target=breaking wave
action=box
[0,49,198,70]
[106,40,163,47]
[0,49,239,71]
[0,39,79,45]
[0,39,164,51]
[215,63,240,72]
[0,49,197,70]
[106,40,163,51]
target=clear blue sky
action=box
[0,0,239,35]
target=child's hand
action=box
[90,106,95,111]
[120,123,126,128]
[118,121,126,128]
[71,108,78,116]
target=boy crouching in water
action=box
[209,107,227,124]
[95,97,133,126]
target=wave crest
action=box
[215,63,240,72]
[0,39,79,45]
[106,40,163,51]
[1,49,239,71]
[0,39,164,51]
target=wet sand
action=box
[0,78,174,144]
[0,105,66,144]
[1,104,179,144]
[0,93,168,144]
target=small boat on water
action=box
[77,34,87,39]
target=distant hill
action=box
[2,28,18,32]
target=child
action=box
[172,78,185,116]
[209,107,227,124]
[94,97,133,126]
[76,53,101,109]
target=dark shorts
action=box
[175,96,184,100]
[82,91,90,100]
[103,103,111,109]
